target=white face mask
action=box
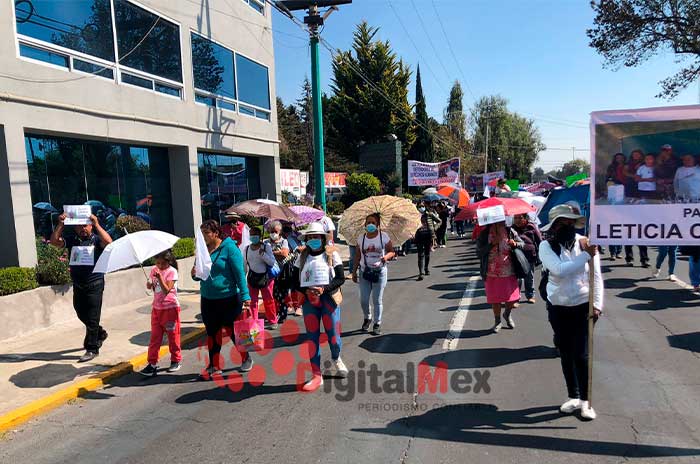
[270,233,280,241]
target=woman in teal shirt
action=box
[192,220,252,380]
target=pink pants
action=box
[148,307,182,365]
[248,278,278,324]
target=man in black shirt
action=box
[51,212,113,362]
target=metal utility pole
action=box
[276,0,352,212]
[484,120,489,174]
[572,146,576,161]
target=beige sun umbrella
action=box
[338,195,422,246]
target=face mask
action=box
[418,207,426,214]
[307,238,323,251]
[555,224,576,244]
[366,224,378,234]
[251,236,261,245]
[270,233,280,241]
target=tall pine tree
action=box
[409,65,433,163]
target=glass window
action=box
[239,104,255,117]
[25,134,174,239]
[114,0,182,83]
[255,111,271,121]
[19,43,69,68]
[198,153,260,221]
[218,99,236,112]
[235,54,270,110]
[245,0,265,15]
[121,72,153,90]
[195,93,215,107]
[155,82,181,97]
[73,58,114,79]
[191,33,235,99]
[15,0,115,62]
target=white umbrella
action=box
[422,187,438,195]
[93,230,180,274]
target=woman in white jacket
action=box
[539,204,603,421]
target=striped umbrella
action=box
[437,183,470,208]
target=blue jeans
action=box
[348,246,356,273]
[359,266,388,323]
[302,294,342,374]
[655,246,678,274]
[689,256,700,287]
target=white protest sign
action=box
[194,228,212,280]
[477,205,506,226]
[69,246,95,266]
[300,257,331,288]
[64,205,92,225]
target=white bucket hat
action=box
[540,204,586,232]
[299,222,327,237]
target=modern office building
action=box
[0,0,280,267]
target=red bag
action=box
[234,307,265,352]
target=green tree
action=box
[533,166,546,182]
[345,172,381,202]
[470,96,545,182]
[277,97,308,170]
[328,22,415,163]
[588,0,700,99]
[444,82,467,145]
[559,159,591,178]
[408,65,433,163]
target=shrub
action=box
[346,173,381,201]
[116,215,150,236]
[326,201,345,216]
[172,238,195,259]
[0,267,38,296]
[35,238,71,286]
[240,215,261,229]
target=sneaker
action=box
[694,286,700,295]
[491,321,502,334]
[334,358,349,378]
[417,274,424,281]
[97,330,108,348]
[301,374,324,392]
[361,319,372,332]
[167,362,182,373]
[197,367,221,381]
[268,323,279,330]
[372,323,382,336]
[609,255,617,261]
[504,312,515,329]
[78,351,98,363]
[668,274,677,282]
[652,268,661,278]
[641,261,650,268]
[527,298,536,304]
[139,364,158,377]
[560,398,582,414]
[424,270,431,276]
[294,307,303,317]
[616,254,622,259]
[626,261,634,267]
[241,357,254,372]
[580,401,597,420]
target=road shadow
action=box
[420,345,558,369]
[617,287,700,311]
[351,403,700,458]
[359,331,446,354]
[0,348,83,363]
[439,302,491,312]
[9,363,108,388]
[175,382,299,404]
[667,332,700,354]
[601,278,638,290]
[129,327,203,347]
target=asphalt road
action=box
[2,236,700,464]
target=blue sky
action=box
[271,0,699,172]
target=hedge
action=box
[35,238,71,286]
[172,237,195,259]
[0,267,38,296]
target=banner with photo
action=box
[408,158,461,186]
[590,105,700,245]
[467,171,505,191]
[325,172,347,188]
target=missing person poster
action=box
[590,105,700,245]
[408,158,460,186]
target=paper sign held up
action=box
[477,205,506,226]
[63,205,92,225]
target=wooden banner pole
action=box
[587,254,596,406]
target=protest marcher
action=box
[352,213,395,335]
[539,204,603,421]
[476,220,524,333]
[192,220,252,380]
[624,245,649,268]
[436,203,450,248]
[140,250,181,376]
[680,246,700,293]
[655,144,678,199]
[221,212,246,247]
[495,178,511,194]
[673,154,700,201]
[623,149,644,197]
[422,201,442,247]
[454,208,466,238]
[414,207,434,281]
[513,213,542,304]
[282,224,304,317]
[244,227,279,329]
[50,211,113,363]
[653,246,678,281]
[292,222,348,392]
[635,153,658,200]
[268,221,291,323]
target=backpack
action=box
[538,240,561,302]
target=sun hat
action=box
[540,204,586,232]
[299,222,326,237]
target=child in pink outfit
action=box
[140,250,182,376]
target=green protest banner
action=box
[566,172,587,187]
[506,179,520,191]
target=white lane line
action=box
[442,275,481,351]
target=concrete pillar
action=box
[168,145,201,237]
[259,154,281,202]
[0,123,38,267]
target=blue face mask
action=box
[418,207,426,213]
[307,238,323,251]
[366,224,378,234]
[250,236,260,245]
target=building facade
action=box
[0,0,280,267]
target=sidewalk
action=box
[0,243,350,429]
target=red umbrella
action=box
[437,184,470,208]
[455,197,536,222]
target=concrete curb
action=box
[0,326,206,433]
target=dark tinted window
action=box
[15,0,115,61]
[195,93,215,107]
[114,0,182,82]
[235,54,270,109]
[191,33,235,99]
[198,153,260,221]
[73,58,114,79]
[19,43,69,68]
[121,72,153,90]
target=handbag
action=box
[234,308,265,352]
[246,247,269,289]
[267,261,281,279]
[512,247,531,279]
[361,233,384,283]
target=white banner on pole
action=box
[408,158,460,186]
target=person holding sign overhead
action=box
[50,208,113,363]
[292,222,348,392]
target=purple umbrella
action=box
[289,205,325,225]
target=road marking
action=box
[443,275,481,351]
